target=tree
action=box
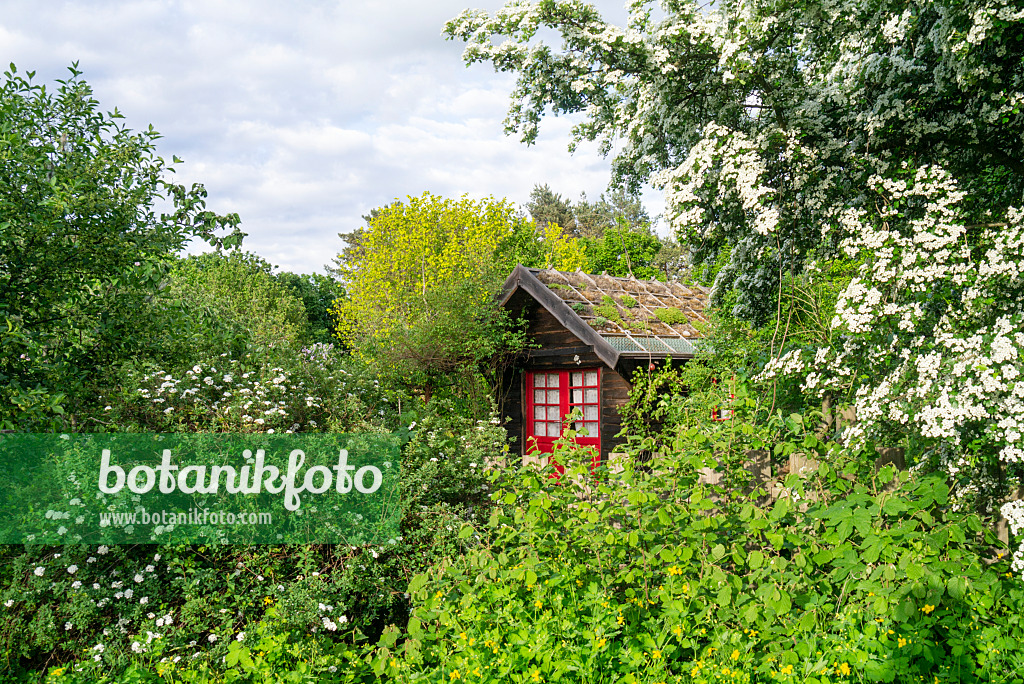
[0,64,242,429]
[526,183,653,239]
[445,0,1024,322]
[574,187,651,238]
[167,251,310,358]
[581,223,662,279]
[276,271,344,345]
[525,183,577,235]
[331,193,537,402]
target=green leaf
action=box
[864,659,895,682]
[776,590,792,615]
[748,550,764,570]
[409,573,428,593]
[458,524,474,539]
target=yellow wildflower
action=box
[450,670,461,681]
[921,604,935,614]
[731,649,739,661]
[531,670,541,682]
[837,662,851,676]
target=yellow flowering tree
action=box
[333,192,540,402]
[540,222,588,272]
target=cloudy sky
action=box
[2,0,663,275]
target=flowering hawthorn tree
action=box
[444,1,1024,567]
[445,0,1023,320]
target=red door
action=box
[525,369,601,474]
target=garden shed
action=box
[497,265,710,466]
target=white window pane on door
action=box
[571,372,583,386]
[585,405,599,421]
[585,371,598,385]
[574,421,585,433]
[548,421,562,436]
[585,388,598,404]
[535,421,547,437]
[535,374,546,388]
[547,406,560,420]
[534,406,545,420]
[534,389,545,403]
[547,390,560,403]
[546,373,560,387]
[572,389,583,404]
[586,422,599,437]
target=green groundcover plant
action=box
[389,402,1024,684]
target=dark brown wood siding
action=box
[499,290,634,463]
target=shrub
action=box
[654,307,688,325]
[396,410,1024,683]
[593,297,622,323]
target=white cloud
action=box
[2,0,661,275]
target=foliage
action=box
[526,184,652,240]
[397,410,1024,683]
[277,271,345,346]
[444,0,1023,320]
[525,184,577,235]
[2,400,508,682]
[107,344,394,435]
[592,296,622,324]
[582,225,663,279]
[756,170,1024,565]
[651,235,690,282]
[331,192,537,401]
[0,64,242,430]
[654,308,687,325]
[537,221,588,271]
[574,187,652,239]
[166,252,309,358]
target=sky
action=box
[2,0,665,276]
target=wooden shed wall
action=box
[499,291,633,463]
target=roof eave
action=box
[501,265,622,369]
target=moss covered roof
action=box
[528,267,710,340]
